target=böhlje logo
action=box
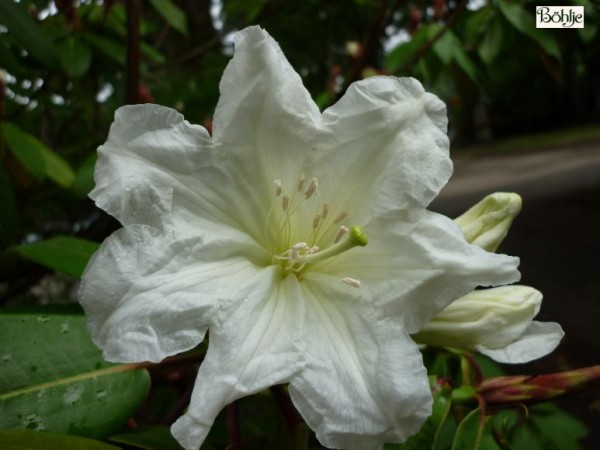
[536,6,584,28]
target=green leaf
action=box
[0,0,59,69]
[57,37,92,78]
[0,311,150,439]
[1,122,75,187]
[1,122,46,181]
[0,166,18,248]
[498,1,561,61]
[141,42,166,64]
[478,15,505,66]
[452,408,501,450]
[12,236,99,278]
[0,429,121,449]
[82,32,125,65]
[463,6,495,46]
[110,426,185,450]
[384,25,429,72]
[430,27,478,81]
[402,383,453,450]
[73,153,97,198]
[41,146,77,188]
[529,403,588,450]
[149,0,188,36]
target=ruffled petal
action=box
[288,281,431,449]
[314,209,520,334]
[79,224,262,363]
[309,76,450,224]
[171,270,306,449]
[93,105,212,227]
[211,27,324,240]
[477,321,564,364]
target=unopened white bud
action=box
[455,192,522,252]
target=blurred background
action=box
[1,0,599,449]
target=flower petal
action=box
[310,76,451,224]
[171,270,306,449]
[314,209,520,334]
[289,281,431,449]
[79,224,261,363]
[477,321,564,364]
[212,27,323,219]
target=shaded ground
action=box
[431,139,600,448]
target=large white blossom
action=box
[79,26,520,450]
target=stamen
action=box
[307,246,319,254]
[322,203,329,220]
[334,225,348,243]
[341,277,361,288]
[297,173,306,192]
[293,226,368,266]
[304,177,318,198]
[333,211,348,224]
[312,214,321,229]
[282,195,290,211]
[274,179,283,196]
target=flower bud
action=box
[413,286,563,363]
[455,192,522,252]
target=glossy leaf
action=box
[82,32,125,64]
[0,311,150,438]
[110,426,185,450]
[12,236,99,278]
[452,407,501,450]
[478,16,505,66]
[0,429,121,449]
[384,25,429,72]
[1,122,75,187]
[149,0,188,36]
[1,122,46,182]
[0,0,59,69]
[57,37,93,78]
[498,1,561,61]
[430,27,477,81]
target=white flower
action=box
[413,285,563,363]
[454,192,522,252]
[79,26,520,450]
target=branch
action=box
[396,0,468,74]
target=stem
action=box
[396,0,468,74]
[227,401,243,450]
[125,0,141,104]
[270,385,309,450]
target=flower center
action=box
[267,173,368,286]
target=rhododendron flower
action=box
[413,285,563,363]
[79,27,520,450]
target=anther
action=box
[282,195,290,211]
[312,214,321,229]
[297,173,306,192]
[304,177,318,198]
[341,277,361,288]
[290,242,309,260]
[333,211,348,224]
[322,203,329,220]
[274,179,283,196]
[334,225,348,243]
